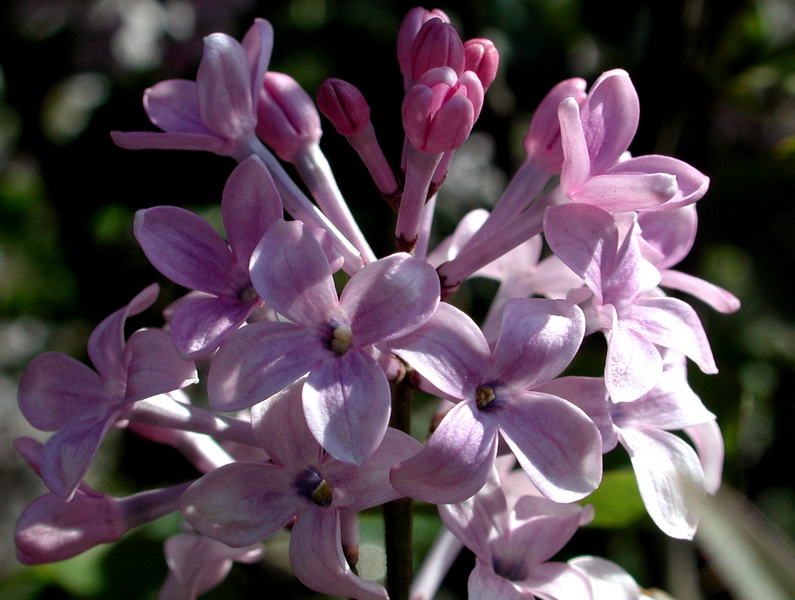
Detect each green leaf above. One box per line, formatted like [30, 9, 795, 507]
[582, 468, 646, 528]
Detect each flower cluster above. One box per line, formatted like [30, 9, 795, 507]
[14, 7, 739, 600]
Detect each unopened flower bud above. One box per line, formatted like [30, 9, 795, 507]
[256, 71, 322, 162]
[464, 38, 500, 91]
[316, 78, 371, 136]
[410, 18, 465, 82]
[397, 7, 451, 79]
[402, 67, 483, 154]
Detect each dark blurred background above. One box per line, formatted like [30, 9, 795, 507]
[1, 0, 794, 599]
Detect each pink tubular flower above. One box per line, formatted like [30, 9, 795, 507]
[317, 78, 371, 137]
[558, 69, 709, 212]
[111, 19, 273, 160]
[134, 156, 283, 359]
[256, 71, 322, 162]
[463, 38, 500, 91]
[397, 7, 452, 85]
[439, 462, 595, 599]
[180, 382, 421, 600]
[158, 532, 264, 600]
[544, 202, 717, 402]
[389, 298, 602, 504]
[409, 18, 465, 83]
[207, 219, 439, 464]
[17, 285, 198, 499]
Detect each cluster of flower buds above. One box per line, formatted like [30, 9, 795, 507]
[15, 6, 739, 600]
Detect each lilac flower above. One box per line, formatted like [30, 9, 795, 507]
[17, 285, 198, 499]
[180, 381, 422, 600]
[558, 69, 709, 212]
[111, 19, 273, 161]
[439, 462, 595, 599]
[207, 218, 439, 463]
[158, 531, 264, 600]
[637, 205, 741, 313]
[544, 202, 717, 402]
[568, 556, 643, 600]
[389, 298, 602, 504]
[540, 351, 723, 538]
[13, 438, 189, 564]
[134, 156, 282, 359]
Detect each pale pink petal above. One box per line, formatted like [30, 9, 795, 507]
[390, 401, 499, 504]
[110, 130, 227, 153]
[602, 220, 661, 303]
[18, 352, 110, 431]
[250, 381, 322, 469]
[324, 428, 422, 510]
[41, 415, 119, 499]
[580, 69, 639, 174]
[390, 302, 489, 400]
[501, 511, 584, 568]
[222, 156, 283, 266]
[303, 349, 391, 464]
[558, 97, 591, 193]
[573, 172, 676, 212]
[626, 297, 717, 374]
[143, 79, 208, 134]
[207, 321, 327, 412]
[685, 420, 724, 494]
[605, 319, 663, 403]
[490, 298, 585, 390]
[524, 561, 593, 600]
[181, 462, 299, 546]
[536, 376, 618, 452]
[88, 284, 159, 381]
[241, 19, 274, 101]
[134, 207, 237, 296]
[249, 220, 340, 324]
[124, 328, 198, 402]
[497, 390, 602, 502]
[342, 253, 439, 346]
[659, 270, 741, 314]
[568, 556, 640, 600]
[618, 426, 705, 539]
[468, 560, 526, 600]
[612, 154, 709, 210]
[289, 509, 388, 600]
[543, 203, 616, 301]
[637, 205, 697, 269]
[196, 34, 255, 141]
[169, 295, 257, 359]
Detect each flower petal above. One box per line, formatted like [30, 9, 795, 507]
[390, 401, 498, 504]
[342, 253, 439, 346]
[573, 172, 676, 212]
[110, 130, 227, 153]
[491, 298, 585, 390]
[181, 462, 299, 547]
[468, 560, 526, 600]
[143, 79, 208, 134]
[626, 296, 717, 374]
[619, 426, 705, 539]
[289, 509, 388, 600]
[524, 561, 593, 600]
[134, 206, 237, 296]
[569, 556, 640, 600]
[169, 295, 257, 360]
[124, 328, 198, 402]
[207, 321, 326, 412]
[390, 302, 489, 400]
[222, 155, 283, 266]
[497, 391, 602, 502]
[303, 349, 391, 464]
[18, 352, 109, 431]
[605, 319, 663, 403]
[249, 219, 340, 324]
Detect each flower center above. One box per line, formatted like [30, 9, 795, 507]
[475, 385, 496, 408]
[330, 324, 353, 355]
[311, 479, 333, 506]
[238, 285, 259, 303]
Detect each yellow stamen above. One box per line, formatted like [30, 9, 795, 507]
[311, 479, 333, 506]
[331, 324, 353, 355]
[476, 385, 496, 408]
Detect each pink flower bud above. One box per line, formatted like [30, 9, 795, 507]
[402, 67, 483, 153]
[397, 7, 451, 78]
[256, 71, 322, 162]
[464, 38, 500, 90]
[523, 77, 587, 172]
[15, 491, 127, 565]
[410, 18, 465, 82]
[316, 78, 371, 136]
